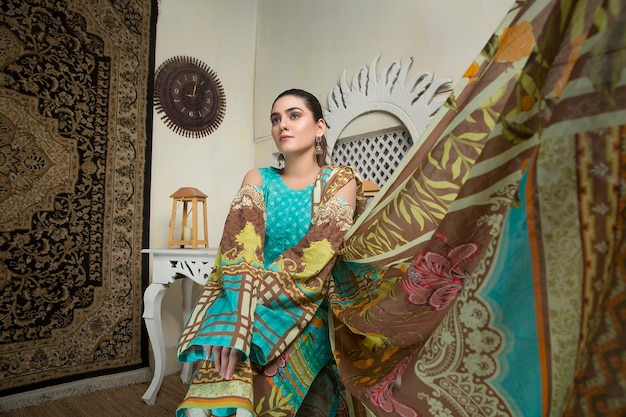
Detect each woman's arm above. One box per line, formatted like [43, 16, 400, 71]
[202, 168, 262, 380]
[334, 178, 357, 210]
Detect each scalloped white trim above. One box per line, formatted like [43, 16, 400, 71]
[324, 53, 452, 153]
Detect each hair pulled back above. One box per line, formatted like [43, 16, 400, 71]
[273, 89, 330, 167]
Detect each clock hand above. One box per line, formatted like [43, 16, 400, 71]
[185, 82, 198, 98]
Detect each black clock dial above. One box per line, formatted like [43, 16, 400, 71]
[154, 56, 226, 138]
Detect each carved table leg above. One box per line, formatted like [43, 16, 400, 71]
[142, 282, 168, 405]
[180, 278, 195, 384]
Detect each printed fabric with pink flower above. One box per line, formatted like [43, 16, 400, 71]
[403, 235, 481, 311]
[263, 350, 290, 380]
[366, 351, 420, 417]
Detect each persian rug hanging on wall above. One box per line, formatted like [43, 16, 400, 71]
[0, 0, 155, 399]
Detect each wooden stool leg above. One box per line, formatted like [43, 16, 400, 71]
[168, 199, 178, 249]
[181, 200, 189, 247]
[202, 199, 209, 247]
[191, 199, 198, 248]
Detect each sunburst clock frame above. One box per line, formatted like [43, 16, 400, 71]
[154, 56, 226, 138]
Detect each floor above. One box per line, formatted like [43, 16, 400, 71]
[2, 373, 188, 417]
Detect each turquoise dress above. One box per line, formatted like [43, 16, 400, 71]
[261, 167, 314, 266]
[257, 167, 339, 414]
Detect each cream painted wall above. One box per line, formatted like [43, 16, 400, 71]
[253, 0, 515, 166]
[149, 0, 257, 373]
[149, 0, 515, 376]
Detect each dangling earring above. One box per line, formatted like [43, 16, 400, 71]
[315, 136, 323, 156]
[277, 153, 285, 168]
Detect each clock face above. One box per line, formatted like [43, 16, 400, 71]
[154, 56, 226, 138]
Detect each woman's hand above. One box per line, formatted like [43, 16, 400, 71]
[205, 345, 243, 379]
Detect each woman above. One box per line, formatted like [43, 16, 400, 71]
[176, 89, 365, 416]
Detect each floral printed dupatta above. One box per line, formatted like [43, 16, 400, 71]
[328, 0, 626, 416]
[177, 166, 365, 416]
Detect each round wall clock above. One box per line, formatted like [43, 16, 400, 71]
[154, 56, 226, 138]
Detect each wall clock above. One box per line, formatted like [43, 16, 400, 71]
[154, 56, 226, 138]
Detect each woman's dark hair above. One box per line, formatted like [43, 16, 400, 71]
[273, 88, 330, 166]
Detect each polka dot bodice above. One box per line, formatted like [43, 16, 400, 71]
[259, 167, 314, 266]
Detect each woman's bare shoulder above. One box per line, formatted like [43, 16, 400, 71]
[241, 168, 263, 187]
[335, 177, 357, 209]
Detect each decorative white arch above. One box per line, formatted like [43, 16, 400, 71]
[323, 53, 453, 153]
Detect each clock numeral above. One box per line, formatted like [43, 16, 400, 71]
[188, 111, 194, 117]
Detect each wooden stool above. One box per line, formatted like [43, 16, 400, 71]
[168, 187, 209, 249]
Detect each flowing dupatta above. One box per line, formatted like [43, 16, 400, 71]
[329, 0, 626, 416]
[177, 166, 365, 416]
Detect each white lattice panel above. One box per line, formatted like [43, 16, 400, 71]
[331, 128, 413, 187]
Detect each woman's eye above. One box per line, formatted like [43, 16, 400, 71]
[290, 113, 301, 120]
[271, 116, 279, 124]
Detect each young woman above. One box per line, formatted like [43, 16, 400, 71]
[176, 89, 365, 416]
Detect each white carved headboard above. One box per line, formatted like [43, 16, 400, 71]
[323, 54, 452, 187]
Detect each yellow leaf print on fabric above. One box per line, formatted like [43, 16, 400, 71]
[494, 21, 535, 63]
[256, 386, 293, 417]
[502, 118, 536, 144]
[300, 238, 334, 276]
[362, 333, 389, 350]
[232, 221, 263, 264]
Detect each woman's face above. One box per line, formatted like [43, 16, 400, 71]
[270, 95, 324, 157]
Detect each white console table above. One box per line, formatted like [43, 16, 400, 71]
[141, 248, 218, 405]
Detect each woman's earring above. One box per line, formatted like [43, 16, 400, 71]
[277, 153, 285, 168]
[314, 137, 323, 156]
